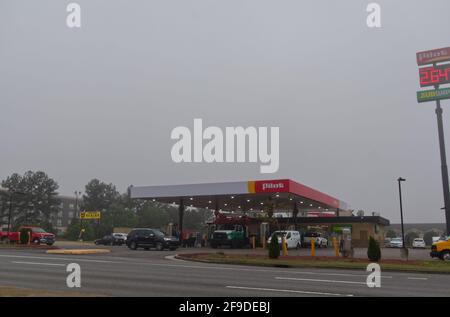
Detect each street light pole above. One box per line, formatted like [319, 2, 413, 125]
[397, 177, 406, 249]
[435, 99, 450, 235]
[7, 193, 14, 237]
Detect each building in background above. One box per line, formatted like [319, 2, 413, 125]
[51, 195, 82, 233]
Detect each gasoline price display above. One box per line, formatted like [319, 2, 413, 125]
[419, 64, 450, 87]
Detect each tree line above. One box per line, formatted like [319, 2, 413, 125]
[0, 171, 212, 240]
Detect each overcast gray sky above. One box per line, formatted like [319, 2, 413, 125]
[1, 0, 450, 223]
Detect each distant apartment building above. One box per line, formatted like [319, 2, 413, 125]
[51, 195, 82, 233]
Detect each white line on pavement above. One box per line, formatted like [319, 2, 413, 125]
[12, 261, 65, 267]
[407, 277, 428, 280]
[275, 276, 367, 285]
[287, 270, 392, 279]
[226, 286, 354, 297]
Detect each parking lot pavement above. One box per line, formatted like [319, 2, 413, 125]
[53, 241, 432, 261]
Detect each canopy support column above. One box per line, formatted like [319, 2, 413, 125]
[179, 198, 185, 239]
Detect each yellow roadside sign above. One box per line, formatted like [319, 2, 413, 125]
[80, 211, 101, 219]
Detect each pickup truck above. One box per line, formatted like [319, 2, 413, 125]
[0, 226, 55, 245]
[303, 232, 328, 248]
[430, 236, 450, 260]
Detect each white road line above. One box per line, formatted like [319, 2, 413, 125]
[407, 277, 428, 280]
[226, 286, 354, 297]
[12, 261, 65, 267]
[287, 271, 392, 279]
[275, 276, 367, 285]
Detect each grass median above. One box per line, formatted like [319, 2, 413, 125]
[176, 252, 450, 274]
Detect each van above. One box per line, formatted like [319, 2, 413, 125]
[267, 230, 301, 249]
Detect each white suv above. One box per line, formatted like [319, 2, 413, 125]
[303, 232, 328, 248]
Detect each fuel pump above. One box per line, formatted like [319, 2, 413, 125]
[260, 222, 269, 248]
[340, 227, 353, 257]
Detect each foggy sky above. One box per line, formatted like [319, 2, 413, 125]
[1, 0, 450, 223]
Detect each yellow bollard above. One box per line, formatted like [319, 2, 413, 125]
[281, 236, 288, 256]
[311, 237, 315, 257]
[252, 236, 256, 249]
[262, 237, 266, 249]
[28, 231, 31, 245]
[332, 237, 339, 257]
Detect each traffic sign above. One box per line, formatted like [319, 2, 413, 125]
[80, 211, 101, 219]
[419, 63, 450, 87]
[417, 87, 450, 103]
[417, 47, 450, 66]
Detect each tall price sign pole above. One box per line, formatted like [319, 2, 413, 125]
[417, 47, 450, 234]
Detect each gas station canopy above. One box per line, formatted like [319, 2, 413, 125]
[130, 179, 349, 213]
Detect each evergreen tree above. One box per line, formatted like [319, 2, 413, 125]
[367, 236, 381, 262]
[268, 233, 280, 259]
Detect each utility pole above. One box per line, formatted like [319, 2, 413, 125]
[434, 97, 450, 234]
[397, 177, 406, 247]
[416, 49, 450, 235]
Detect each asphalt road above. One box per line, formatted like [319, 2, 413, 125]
[0, 246, 449, 297]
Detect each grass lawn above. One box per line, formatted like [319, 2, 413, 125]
[177, 252, 450, 274]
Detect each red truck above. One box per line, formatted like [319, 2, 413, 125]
[0, 226, 55, 245]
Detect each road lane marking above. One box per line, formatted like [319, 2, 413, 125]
[226, 286, 354, 297]
[286, 271, 392, 279]
[275, 276, 367, 285]
[407, 277, 428, 280]
[12, 261, 65, 267]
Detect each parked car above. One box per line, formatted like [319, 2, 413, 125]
[0, 226, 55, 245]
[267, 231, 301, 249]
[126, 228, 180, 251]
[412, 238, 426, 249]
[388, 237, 404, 248]
[94, 234, 124, 246]
[112, 233, 128, 241]
[384, 238, 392, 247]
[303, 232, 328, 248]
[433, 236, 446, 243]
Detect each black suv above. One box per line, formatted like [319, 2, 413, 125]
[126, 228, 179, 251]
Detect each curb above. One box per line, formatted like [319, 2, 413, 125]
[175, 254, 450, 275]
